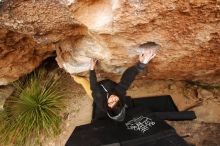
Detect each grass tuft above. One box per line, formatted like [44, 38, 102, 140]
[0, 69, 65, 146]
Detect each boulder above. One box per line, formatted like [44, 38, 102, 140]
[0, 0, 219, 85]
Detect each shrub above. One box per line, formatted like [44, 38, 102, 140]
[0, 69, 65, 146]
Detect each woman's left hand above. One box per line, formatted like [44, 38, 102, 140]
[90, 58, 98, 70]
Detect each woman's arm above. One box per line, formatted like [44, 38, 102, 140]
[115, 49, 156, 96]
[114, 62, 146, 96]
[89, 58, 99, 91]
[89, 59, 107, 112]
[89, 70, 99, 91]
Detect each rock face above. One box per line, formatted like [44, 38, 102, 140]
[0, 0, 86, 85]
[0, 29, 53, 85]
[0, 0, 220, 85]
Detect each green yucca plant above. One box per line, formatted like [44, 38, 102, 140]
[0, 69, 65, 146]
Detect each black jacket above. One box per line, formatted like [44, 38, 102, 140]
[89, 62, 146, 117]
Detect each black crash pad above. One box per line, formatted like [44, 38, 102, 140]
[65, 95, 195, 146]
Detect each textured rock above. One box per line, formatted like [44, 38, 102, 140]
[0, 29, 53, 85]
[192, 87, 220, 123]
[0, 0, 220, 84]
[56, 35, 110, 74]
[197, 88, 214, 99]
[67, 0, 220, 83]
[168, 121, 220, 146]
[0, 0, 86, 85]
[193, 101, 220, 123]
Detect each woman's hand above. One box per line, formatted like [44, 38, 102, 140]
[90, 58, 98, 70]
[139, 49, 156, 64]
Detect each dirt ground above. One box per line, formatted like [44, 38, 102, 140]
[42, 68, 220, 146]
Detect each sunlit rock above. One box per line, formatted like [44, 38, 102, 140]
[0, 0, 219, 84]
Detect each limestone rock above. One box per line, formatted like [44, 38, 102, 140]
[168, 121, 220, 146]
[192, 101, 220, 123]
[0, 0, 219, 84]
[56, 35, 110, 74]
[68, 0, 220, 83]
[197, 88, 214, 100]
[0, 0, 86, 85]
[0, 30, 54, 85]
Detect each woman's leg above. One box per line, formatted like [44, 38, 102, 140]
[71, 75, 93, 99]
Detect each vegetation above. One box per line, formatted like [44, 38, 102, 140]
[0, 69, 65, 146]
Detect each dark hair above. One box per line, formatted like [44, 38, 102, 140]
[107, 91, 124, 116]
[107, 100, 123, 117]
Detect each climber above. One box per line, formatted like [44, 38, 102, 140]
[90, 46, 157, 122]
[66, 44, 196, 146]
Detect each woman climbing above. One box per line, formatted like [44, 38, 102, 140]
[67, 44, 195, 146]
[89, 47, 157, 122]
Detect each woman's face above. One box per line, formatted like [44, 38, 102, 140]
[108, 94, 119, 108]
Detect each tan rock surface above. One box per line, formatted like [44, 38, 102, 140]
[0, 29, 54, 85]
[0, 0, 220, 85]
[68, 0, 220, 84]
[0, 0, 86, 85]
